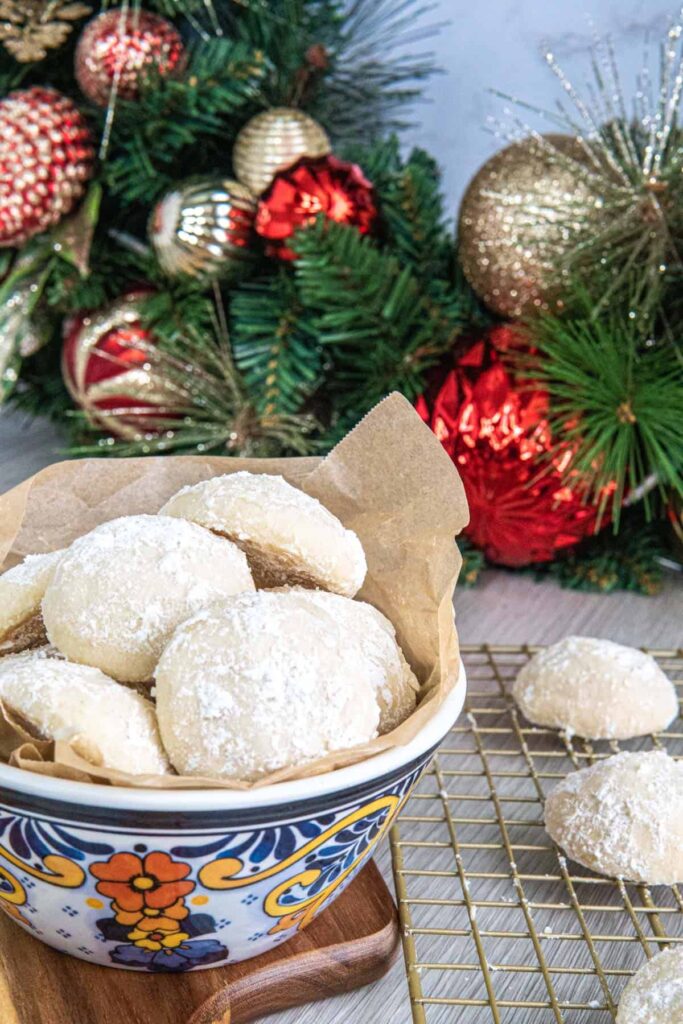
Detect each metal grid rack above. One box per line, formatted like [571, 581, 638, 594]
[390, 644, 683, 1023]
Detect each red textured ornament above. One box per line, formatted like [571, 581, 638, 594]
[0, 87, 94, 248]
[417, 326, 604, 567]
[62, 293, 181, 440]
[255, 154, 377, 259]
[75, 8, 186, 108]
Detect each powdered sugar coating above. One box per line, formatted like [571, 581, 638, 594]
[155, 590, 381, 782]
[160, 472, 367, 597]
[42, 515, 254, 683]
[0, 650, 169, 775]
[278, 587, 419, 732]
[544, 751, 683, 884]
[514, 637, 679, 740]
[617, 947, 683, 1023]
[0, 549, 65, 643]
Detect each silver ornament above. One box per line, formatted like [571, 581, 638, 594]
[233, 107, 331, 196]
[149, 177, 257, 280]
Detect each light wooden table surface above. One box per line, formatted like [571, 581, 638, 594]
[2, 408, 682, 1024]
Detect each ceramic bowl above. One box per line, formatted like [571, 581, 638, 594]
[0, 666, 465, 972]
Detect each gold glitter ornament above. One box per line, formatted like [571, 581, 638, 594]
[458, 134, 601, 318]
[0, 1, 91, 63]
[233, 107, 331, 197]
[149, 177, 257, 280]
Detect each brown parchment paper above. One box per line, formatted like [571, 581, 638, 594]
[0, 393, 469, 789]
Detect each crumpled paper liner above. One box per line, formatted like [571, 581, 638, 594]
[0, 393, 469, 790]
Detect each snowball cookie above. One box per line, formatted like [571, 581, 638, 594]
[617, 947, 683, 1024]
[155, 590, 381, 781]
[0, 651, 169, 774]
[160, 471, 367, 597]
[513, 637, 678, 740]
[544, 751, 683, 884]
[277, 587, 419, 732]
[42, 515, 254, 683]
[0, 550, 64, 653]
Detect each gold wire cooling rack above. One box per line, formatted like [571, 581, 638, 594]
[389, 643, 683, 1024]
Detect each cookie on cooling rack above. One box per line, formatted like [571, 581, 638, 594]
[616, 946, 683, 1023]
[513, 636, 678, 740]
[544, 750, 683, 885]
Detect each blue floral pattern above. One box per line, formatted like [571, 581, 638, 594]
[0, 757, 430, 970]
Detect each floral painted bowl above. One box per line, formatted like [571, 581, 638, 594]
[0, 665, 465, 972]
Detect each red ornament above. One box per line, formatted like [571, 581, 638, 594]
[417, 326, 605, 567]
[62, 292, 181, 440]
[255, 154, 377, 259]
[0, 87, 95, 248]
[75, 8, 186, 108]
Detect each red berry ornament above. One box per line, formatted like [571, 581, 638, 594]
[255, 154, 377, 259]
[75, 8, 186, 108]
[417, 326, 607, 567]
[0, 87, 94, 248]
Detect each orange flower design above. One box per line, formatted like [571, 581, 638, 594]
[91, 852, 194, 912]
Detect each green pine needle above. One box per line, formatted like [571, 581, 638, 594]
[348, 136, 452, 279]
[231, 272, 323, 416]
[530, 516, 666, 595]
[291, 218, 467, 413]
[526, 303, 683, 527]
[102, 38, 268, 204]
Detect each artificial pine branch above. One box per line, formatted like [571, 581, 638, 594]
[231, 272, 323, 416]
[524, 297, 683, 526]
[307, 0, 440, 145]
[292, 218, 468, 418]
[529, 516, 666, 596]
[66, 308, 318, 458]
[101, 38, 268, 204]
[457, 536, 486, 588]
[224, 0, 437, 141]
[349, 137, 452, 279]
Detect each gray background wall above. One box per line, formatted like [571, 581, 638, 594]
[403, 0, 673, 217]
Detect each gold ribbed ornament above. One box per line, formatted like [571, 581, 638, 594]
[232, 107, 331, 196]
[149, 177, 257, 280]
[458, 134, 600, 318]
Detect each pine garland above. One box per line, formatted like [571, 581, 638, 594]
[231, 272, 323, 416]
[523, 294, 683, 526]
[290, 220, 463, 443]
[1, 1, 682, 593]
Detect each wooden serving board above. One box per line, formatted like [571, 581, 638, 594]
[0, 860, 398, 1024]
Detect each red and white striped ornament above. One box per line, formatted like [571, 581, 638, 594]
[0, 87, 95, 248]
[62, 292, 182, 440]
